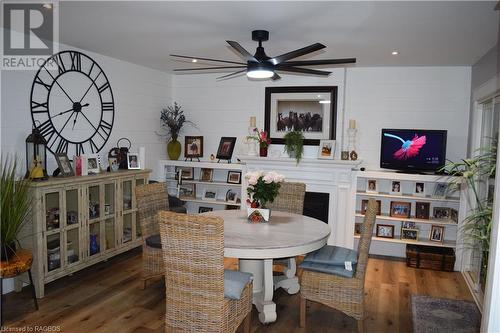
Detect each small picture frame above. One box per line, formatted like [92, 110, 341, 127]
[225, 189, 238, 203]
[390, 201, 411, 218]
[216, 137, 237, 162]
[55, 153, 74, 177]
[361, 199, 381, 215]
[430, 225, 445, 243]
[354, 223, 363, 235]
[127, 152, 141, 170]
[86, 154, 100, 174]
[390, 181, 402, 195]
[318, 140, 336, 159]
[185, 136, 203, 159]
[108, 157, 119, 172]
[401, 228, 419, 241]
[401, 221, 416, 229]
[376, 224, 395, 239]
[414, 182, 425, 197]
[433, 183, 448, 199]
[227, 171, 242, 184]
[203, 189, 218, 201]
[450, 208, 458, 223]
[198, 206, 213, 213]
[179, 184, 196, 198]
[176, 167, 194, 180]
[200, 168, 214, 182]
[366, 179, 378, 193]
[415, 202, 430, 220]
[433, 207, 452, 220]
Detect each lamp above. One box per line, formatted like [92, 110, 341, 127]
[247, 62, 274, 79]
[25, 128, 48, 180]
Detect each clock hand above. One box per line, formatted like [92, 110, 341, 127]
[59, 111, 76, 134]
[72, 112, 79, 130]
[44, 68, 75, 104]
[52, 103, 89, 118]
[78, 71, 102, 103]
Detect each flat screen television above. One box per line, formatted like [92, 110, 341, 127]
[380, 129, 447, 172]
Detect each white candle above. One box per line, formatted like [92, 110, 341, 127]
[349, 119, 356, 129]
[250, 116, 256, 127]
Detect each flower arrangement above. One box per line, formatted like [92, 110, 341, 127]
[248, 128, 271, 148]
[245, 170, 285, 208]
[159, 102, 194, 141]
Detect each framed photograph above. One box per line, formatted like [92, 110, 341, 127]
[185, 136, 203, 158]
[318, 140, 336, 159]
[179, 184, 196, 198]
[366, 179, 378, 193]
[227, 171, 242, 184]
[415, 202, 430, 219]
[376, 224, 395, 239]
[216, 137, 237, 161]
[176, 167, 194, 180]
[450, 208, 458, 223]
[127, 152, 140, 170]
[401, 228, 419, 241]
[264, 86, 338, 145]
[414, 182, 425, 197]
[401, 221, 416, 229]
[225, 189, 238, 203]
[108, 157, 119, 172]
[202, 189, 218, 201]
[433, 207, 452, 220]
[198, 206, 213, 213]
[433, 183, 448, 199]
[390, 181, 402, 195]
[354, 223, 363, 236]
[390, 201, 411, 218]
[86, 154, 100, 174]
[55, 153, 74, 177]
[361, 199, 381, 215]
[430, 225, 445, 243]
[200, 168, 214, 182]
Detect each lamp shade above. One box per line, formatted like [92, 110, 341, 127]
[247, 62, 274, 79]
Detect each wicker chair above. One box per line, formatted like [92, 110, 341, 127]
[266, 182, 306, 214]
[299, 198, 378, 333]
[158, 211, 252, 333]
[135, 182, 169, 289]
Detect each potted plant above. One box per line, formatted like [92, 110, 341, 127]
[248, 128, 271, 157]
[283, 130, 304, 164]
[245, 171, 284, 222]
[159, 102, 195, 160]
[1, 157, 31, 261]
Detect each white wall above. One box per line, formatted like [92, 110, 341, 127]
[173, 67, 471, 170]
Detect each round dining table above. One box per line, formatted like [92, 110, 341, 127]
[205, 209, 331, 324]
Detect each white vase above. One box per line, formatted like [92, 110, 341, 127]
[247, 207, 271, 222]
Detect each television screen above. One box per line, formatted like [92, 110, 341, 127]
[380, 129, 447, 172]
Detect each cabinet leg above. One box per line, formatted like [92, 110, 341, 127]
[28, 270, 38, 311]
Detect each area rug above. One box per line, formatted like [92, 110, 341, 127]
[411, 295, 480, 333]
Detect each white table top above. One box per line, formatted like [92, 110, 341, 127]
[205, 210, 331, 259]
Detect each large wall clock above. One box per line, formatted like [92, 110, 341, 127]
[30, 50, 114, 156]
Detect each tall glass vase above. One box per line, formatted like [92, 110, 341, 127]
[167, 135, 182, 160]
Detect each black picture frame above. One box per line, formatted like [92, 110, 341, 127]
[227, 171, 242, 184]
[55, 153, 74, 177]
[184, 136, 203, 159]
[264, 86, 338, 146]
[216, 137, 237, 161]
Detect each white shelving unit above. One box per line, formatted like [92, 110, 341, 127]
[355, 170, 467, 271]
[158, 160, 244, 213]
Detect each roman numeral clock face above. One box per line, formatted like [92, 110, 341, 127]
[30, 50, 114, 156]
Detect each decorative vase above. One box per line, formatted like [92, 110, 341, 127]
[89, 234, 100, 256]
[260, 146, 268, 157]
[1, 241, 16, 261]
[247, 207, 271, 223]
[167, 137, 182, 160]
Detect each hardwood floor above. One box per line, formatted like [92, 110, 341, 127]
[3, 248, 473, 333]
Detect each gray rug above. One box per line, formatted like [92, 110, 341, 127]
[411, 295, 480, 333]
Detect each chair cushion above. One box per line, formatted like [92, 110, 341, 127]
[224, 270, 253, 300]
[303, 245, 358, 267]
[300, 261, 355, 278]
[145, 234, 162, 249]
[169, 206, 187, 214]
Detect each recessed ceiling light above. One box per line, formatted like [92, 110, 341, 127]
[192, 59, 197, 63]
[391, 51, 399, 56]
[42, 3, 52, 9]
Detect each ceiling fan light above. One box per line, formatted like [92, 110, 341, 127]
[247, 69, 274, 79]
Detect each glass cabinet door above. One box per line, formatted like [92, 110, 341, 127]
[65, 188, 81, 266]
[122, 179, 133, 212]
[105, 217, 116, 250]
[104, 182, 115, 218]
[46, 233, 62, 273]
[88, 184, 101, 221]
[122, 212, 132, 244]
[44, 191, 61, 232]
[89, 221, 101, 256]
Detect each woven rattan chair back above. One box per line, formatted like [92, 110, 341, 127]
[355, 198, 377, 280]
[266, 182, 306, 214]
[158, 211, 226, 332]
[136, 183, 169, 239]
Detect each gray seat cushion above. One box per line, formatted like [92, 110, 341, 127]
[224, 270, 253, 300]
[299, 261, 355, 278]
[170, 206, 187, 214]
[145, 234, 161, 249]
[303, 245, 358, 266]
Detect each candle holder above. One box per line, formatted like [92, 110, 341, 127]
[348, 128, 358, 161]
[247, 126, 258, 156]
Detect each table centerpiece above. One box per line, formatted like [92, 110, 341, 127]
[245, 170, 284, 222]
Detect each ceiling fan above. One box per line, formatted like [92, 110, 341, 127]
[170, 30, 356, 80]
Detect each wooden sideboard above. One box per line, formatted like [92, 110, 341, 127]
[17, 169, 151, 298]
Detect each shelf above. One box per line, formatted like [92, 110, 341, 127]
[354, 213, 458, 226]
[179, 197, 241, 206]
[354, 234, 456, 248]
[356, 191, 460, 203]
[356, 170, 460, 183]
[159, 160, 244, 171]
[182, 180, 242, 187]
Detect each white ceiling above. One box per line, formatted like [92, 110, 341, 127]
[59, 1, 499, 73]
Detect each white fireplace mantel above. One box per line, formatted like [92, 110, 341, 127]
[240, 156, 361, 249]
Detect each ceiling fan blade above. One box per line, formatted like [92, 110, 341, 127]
[173, 66, 246, 71]
[271, 73, 281, 81]
[170, 54, 245, 65]
[270, 43, 326, 65]
[281, 58, 357, 67]
[276, 66, 331, 76]
[226, 41, 257, 62]
[216, 69, 247, 80]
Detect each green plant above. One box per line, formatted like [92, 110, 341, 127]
[283, 130, 304, 164]
[1, 156, 31, 252]
[245, 171, 284, 208]
[159, 102, 195, 141]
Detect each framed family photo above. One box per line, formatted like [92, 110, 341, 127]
[216, 137, 237, 161]
[361, 199, 381, 215]
[430, 225, 445, 243]
[200, 168, 214, 182]
[366, 179, 378, 193]
[55, 153, 74, 177]
[376, 224, 394, 239]
[318, 140, 336, 159]
[176, 167, 194, 180]
[198, 206, 213, 213]
[390, 181, 402, 195]
[264, 86, 337, 145]
[127, 152, 141, 170]
[227, 171, 242, 184]
[185, 136, 203, 159]
[414, 182, 425, 197]
[390, 201, 411, 218]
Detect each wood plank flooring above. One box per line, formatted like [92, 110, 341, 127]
[3, 248, 474, 333]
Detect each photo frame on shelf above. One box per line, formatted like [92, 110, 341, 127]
[390, 181, 402, 195]
[430, 225, 445, 243]
[414, 182, 425, 197]
[176, 167, 194, 180]
[216, 137, 237, 162]
[55, 153, 74, 177]
[390, 201, 411, 218]
[432, 183, 448, 199]
[227, 171, 242, 184]
[318, 140, 336, 159]
[84, 154, 100, 174]
[361, 199, 381, 215]
[354, 223, 363, 235]
[185, 136, 203, 160]
[401, 221, 416, 229]
[401, 228, 419, 241]
[225, 189, 238, 203]
[179, 184, 196, 198]
[200, 168, 214, 182]
[433, 207, 452, 220]
[203, 189, 218, 201]
[264, 86, 337, 145]
[127, 152, 141, 170]
[450, 208, 458, 223]
[198, 206, 213, 213]
[415, 202, 430, 219]
[376, 224, 395, 239]
[366, 179, 378, 193]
